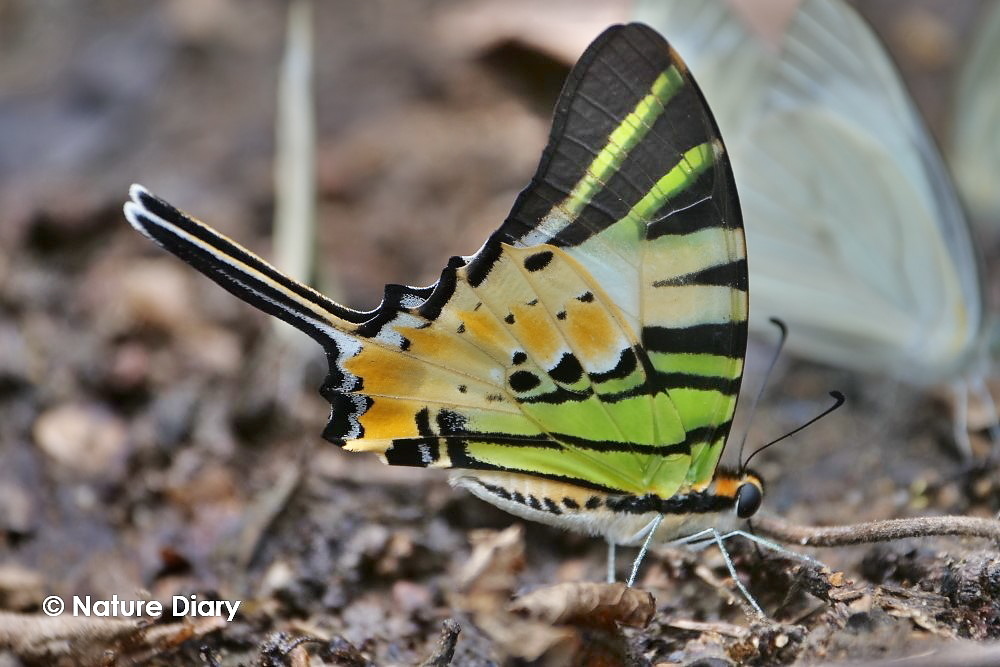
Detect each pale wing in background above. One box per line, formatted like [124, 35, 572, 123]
[629, 1, 777, 142]
[636, 0, 988, 388]
[951, 1, 1000, 232]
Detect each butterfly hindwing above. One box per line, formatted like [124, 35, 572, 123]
[124, 23, 746, 500]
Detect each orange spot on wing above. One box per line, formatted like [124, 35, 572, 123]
[461, 310, 512, 354]
[510, 304, 561, 361]
[566, 301, 618, 362]
[401, 325, 499, 379]
[401, 327, 450, 360]
[343, 346, 426, 395]
[356, 398, 421, 439]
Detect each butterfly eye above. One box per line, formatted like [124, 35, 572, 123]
[735, 483, 762, 519]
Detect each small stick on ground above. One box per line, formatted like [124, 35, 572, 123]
[753, 514, 1000, 547]
[420, 619, 461, 667]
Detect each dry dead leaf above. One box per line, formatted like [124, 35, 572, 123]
[0, 611, 221, 664]
[0, 564, 45, 611]
[455, 524, 525, 600]
[32, 402, 128, 477]
[508, 581, 654, 630]
[0, 611, 142, 662]
[452, 527, 652, 664]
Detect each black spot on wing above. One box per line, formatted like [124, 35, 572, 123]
[524, 250, 554, 272]
[549, 352, 584, 384]
[509, 370, 542, 392]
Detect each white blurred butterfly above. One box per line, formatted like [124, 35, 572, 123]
[952, 2, 1000, 234]
[634, 0, 998, 455]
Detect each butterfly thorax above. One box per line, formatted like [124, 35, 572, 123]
[451, 467, 762, 546]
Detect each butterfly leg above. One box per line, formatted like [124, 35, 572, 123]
[607, 540, 617, 583]
[709, 529, 765, 616]
[716, 530, 824, 568]
[626, 514, 664, 587]
[683, 528, 824, 568]
[668, 528, 767, 616]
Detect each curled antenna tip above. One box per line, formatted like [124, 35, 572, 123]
[768, 317, 788, 336]
[741, 388, 846, 471]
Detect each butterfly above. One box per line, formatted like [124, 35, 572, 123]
[635, 0, 995, 453]
[952, 2, 1000, 235]
[124, 23, 770, 596]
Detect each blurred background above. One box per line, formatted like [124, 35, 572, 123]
[1, 1, 998, 664]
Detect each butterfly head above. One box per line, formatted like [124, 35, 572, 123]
[712, 468, 764, 520]
[735, 472, 764, 519]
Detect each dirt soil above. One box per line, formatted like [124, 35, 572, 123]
[2, 1, 999, 665]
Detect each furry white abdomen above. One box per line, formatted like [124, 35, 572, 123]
[451, 471, 741, 546]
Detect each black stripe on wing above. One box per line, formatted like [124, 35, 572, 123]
[494, 23, 731, 248]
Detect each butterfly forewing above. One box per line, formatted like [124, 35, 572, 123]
[124, 23, 746, 501]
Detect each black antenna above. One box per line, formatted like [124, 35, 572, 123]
[736, 318, 789, 467]
[741, 391, 845, 471]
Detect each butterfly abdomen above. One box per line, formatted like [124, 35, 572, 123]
[454, 470, 749, 545]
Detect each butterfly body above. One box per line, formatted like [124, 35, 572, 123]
[124, 23, 757, 549]
[454, 468, 757, 546]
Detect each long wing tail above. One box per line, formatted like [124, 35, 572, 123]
[123, 184, 350, 346]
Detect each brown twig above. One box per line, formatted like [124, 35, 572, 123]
[753, 513, 1000, 547]
[420, 618, 461, 667]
